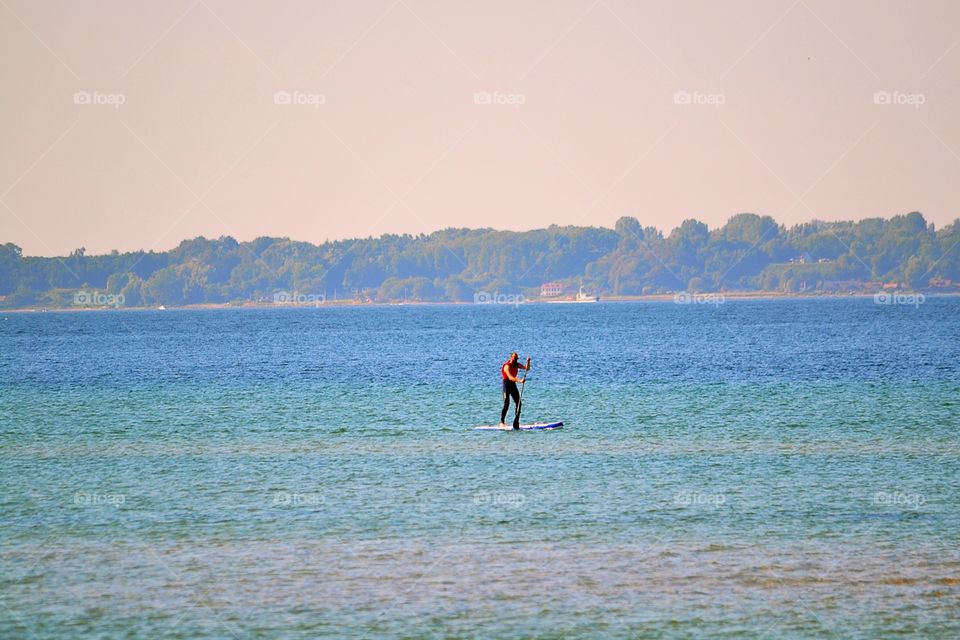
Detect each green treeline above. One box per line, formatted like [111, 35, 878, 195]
[1, 211, 958, 307]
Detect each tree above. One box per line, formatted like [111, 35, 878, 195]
[0, 212, 952, 306]
[904, 256, 928, 290]
[614, 216, 643, 240]
[142, 266, 187, 305]
[0, 243, 22, 295]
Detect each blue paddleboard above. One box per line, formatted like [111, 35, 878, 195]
[474, 421, 563, 431]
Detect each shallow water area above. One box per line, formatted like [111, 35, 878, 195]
[2, 299, 959, 638]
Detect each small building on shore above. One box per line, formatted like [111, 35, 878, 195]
[540, 282, 564, 297]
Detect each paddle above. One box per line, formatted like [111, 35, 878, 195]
[512, 356, 531, 429]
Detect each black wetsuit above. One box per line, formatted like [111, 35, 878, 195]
[501, 378, 520, 424]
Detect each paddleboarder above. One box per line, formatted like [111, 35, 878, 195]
[500, 352, 530, 428]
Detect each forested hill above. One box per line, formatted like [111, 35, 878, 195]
[1, 212, 958, 307]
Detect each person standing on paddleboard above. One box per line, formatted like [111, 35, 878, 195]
[500, 352, 530, 426]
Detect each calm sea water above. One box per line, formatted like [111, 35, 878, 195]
[2, 299, 959, 639]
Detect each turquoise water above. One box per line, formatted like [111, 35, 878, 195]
[2, 299, 959, 638]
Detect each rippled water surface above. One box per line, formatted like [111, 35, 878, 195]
[2, 299, 959, 638]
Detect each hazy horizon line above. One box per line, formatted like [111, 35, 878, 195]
[7, 209, 953, 258]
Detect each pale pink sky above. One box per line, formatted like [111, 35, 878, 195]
[1, 0, 958, 256]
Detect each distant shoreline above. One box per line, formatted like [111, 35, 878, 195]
[3, 290, 956, 313]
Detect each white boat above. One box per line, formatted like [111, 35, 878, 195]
[576, 284, 599, 302]
[546, 283, 599, 303]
